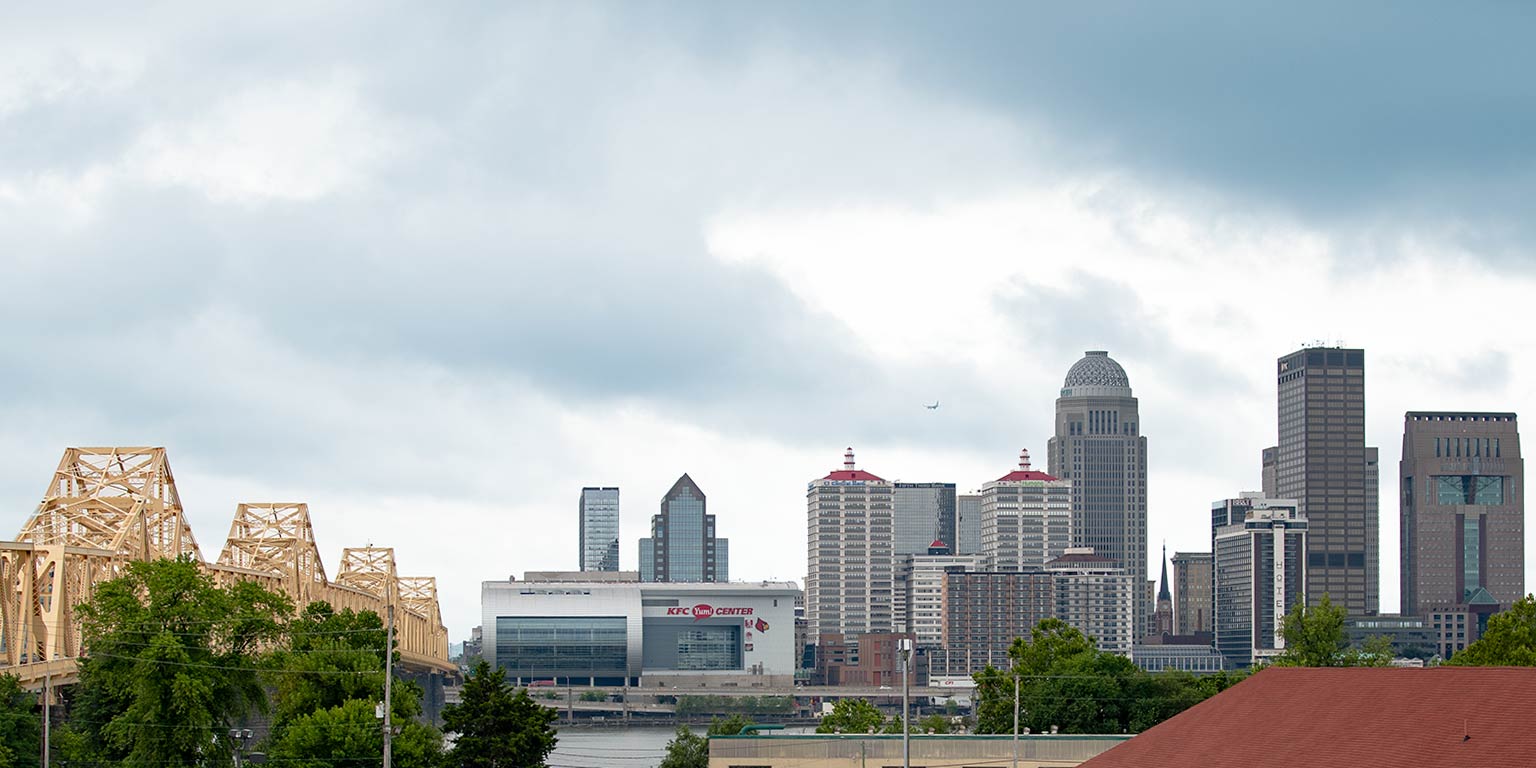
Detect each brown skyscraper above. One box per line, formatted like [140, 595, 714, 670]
[1273, 347, 1379, 615]
[1171, 551, 1213, 635]
[1400, 412, 1523, 651]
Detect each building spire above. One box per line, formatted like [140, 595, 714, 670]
[1157, 541, 1171, 602]
[844, 447, 856, 470]
[1019, 448, 1032, 471]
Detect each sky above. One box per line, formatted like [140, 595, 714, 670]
[2, 2, 1534, 638]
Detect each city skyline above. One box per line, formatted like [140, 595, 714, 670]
[3, 4, 1535, 641]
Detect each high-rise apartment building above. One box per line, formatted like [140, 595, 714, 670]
[1272, 346, 1379, 615]
[1400, 412, 1523, 649]
[1048, 351, 1149, 633]
[1171, 551, 1213, 635]
[956, 494, 982, 555]
[1046, 548, 1135, 657]
[806, 449, 895, 640]
[1212, 494, 1307, 668]
[898, 541, 979, 650]
[938, 571, 1055, 675]
[980, 450, 1072, 572]
[579, 487, 620, 572]
[638, 474, 727, 583]
[893, 482, 957, 558]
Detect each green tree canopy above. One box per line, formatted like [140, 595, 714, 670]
[266, 601, 391, 731]
[706, 713, 754, 736]
[442, 660, 558, 768]
[1447, 594, 1536, 666]
[1271, 593, 1391, 667]
[973, 618, 1248, 735]
[816, 697, 887, 734]
[265, 697, 440, 768]
[658, 725, 708, 768]
[0, 675, 39, 768]
[65, 557, 291, 768]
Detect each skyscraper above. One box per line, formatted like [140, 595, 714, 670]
[1399, 412, 1523, 647]
[1171, 551, 1213, 635]
[1048, 350, 1149, 633]
[806, 448, 895, 640]
[980, 449, 1072, 572]
[893, 482, 957, 557]
[955, 494, 982, 555]
[638, 474, 727, 583]
[1212, 493, 1308, 668]
[1273, 346, 1379, 615]
[579, 487, 620, 572]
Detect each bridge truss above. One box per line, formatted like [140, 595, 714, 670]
[0, 447, 451, 688]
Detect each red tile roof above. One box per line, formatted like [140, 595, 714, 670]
[821, 470, 886, 482]
[994, 469, 1059, 482]
[1082, 667, 1536, 768]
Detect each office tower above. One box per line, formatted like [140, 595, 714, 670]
[1400, 412, 1523, 650]
[1046, 548, 1136, 657]
[980, 449, 1072, 571]
[893, 482, 958, 557]
[898, 541, 979, 650]
[1172, 551, 1214, 635]
[955, 494, 982, 555]
[1151, 544, 1173, 637]
[1048, 350, 1149, 633]
[579, 487, 620, 572]
[1273, 346, 1379, 615]
[1261, 447, 1279, 497]
[639, 474, 727, 583]
[806, 448, 895, 639]
[1212, 494, 1308, 668]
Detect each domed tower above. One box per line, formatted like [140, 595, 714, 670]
[1047, 351, 1151, 637]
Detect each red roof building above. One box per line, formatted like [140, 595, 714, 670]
[1082, 666, 1536, 768]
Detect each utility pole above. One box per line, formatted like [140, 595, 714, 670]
[41, 671, 49, 768]
[1012, 672, 1020, 768]
[384, 603, 394, 768]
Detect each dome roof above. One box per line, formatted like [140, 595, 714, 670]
[1061, 351, 1133, 397]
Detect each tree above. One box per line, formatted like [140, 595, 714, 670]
[816, 698, 887, 734]
[1268, 593, 1392, 667]
[658, 726, 708, 768]
[65, 557, 291, 768]
[0, 676, 39, 768]
[917, 714, 952, 734]
[1447, 594, 1536, 666]
[1271, 594, 1348, 667]
[264, 601, 441, 768]
[707, 713, 754, 736]
[442, 660, 558, 768]
[265, 698, 440, 768]
[267, 602, 389, 730]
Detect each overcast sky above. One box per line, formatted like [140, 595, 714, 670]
[3, 3, 1534, 637]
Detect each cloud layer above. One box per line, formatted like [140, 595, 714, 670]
[2, 3, 1533, 632]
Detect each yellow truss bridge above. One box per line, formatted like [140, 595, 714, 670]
[0, 447, 452, 689]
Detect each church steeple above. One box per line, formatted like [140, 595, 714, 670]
[1158, 541, 1171, 603]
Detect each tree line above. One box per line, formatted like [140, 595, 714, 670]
[0, 557, 559, 768]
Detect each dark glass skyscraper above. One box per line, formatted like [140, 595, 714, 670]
[1047, 350, 1148, 634]
[639, 474, 727, 583]
[1273, 347, 1379, 615]
[893, 482, 957, 555]
[1399, 412, 1523, 631]
[579, 486, 620, 572]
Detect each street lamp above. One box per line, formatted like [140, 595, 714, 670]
[228, 728, 253, 768]
[899, 638, 912, 768]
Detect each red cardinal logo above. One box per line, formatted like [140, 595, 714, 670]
[754, 618, 770, 633]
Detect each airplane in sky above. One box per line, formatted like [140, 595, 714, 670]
[924, 401, 940, 410]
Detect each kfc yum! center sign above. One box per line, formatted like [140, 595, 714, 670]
[667, 603, 754, 621]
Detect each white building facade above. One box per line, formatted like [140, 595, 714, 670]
[980, 450, 1073, 572]
[806, 449, 896, 641]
